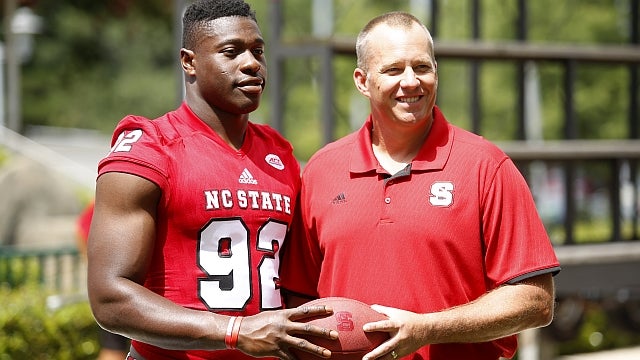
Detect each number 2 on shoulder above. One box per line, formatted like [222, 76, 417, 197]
[111, 129, 143, 153]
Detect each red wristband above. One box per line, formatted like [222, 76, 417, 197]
[225, 316, 237, 349]
[229, 316, 243, 349]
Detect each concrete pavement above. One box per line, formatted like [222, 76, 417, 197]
[557, 346, 640, 359]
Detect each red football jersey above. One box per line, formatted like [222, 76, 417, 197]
[281, 106, 560, 360]
[98, 103, 300, 360]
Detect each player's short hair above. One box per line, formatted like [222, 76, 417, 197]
[182, 0, 257, 49]
[355, 11, 434, 72]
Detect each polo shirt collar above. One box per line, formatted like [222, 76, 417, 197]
[349, 106, 453, 174]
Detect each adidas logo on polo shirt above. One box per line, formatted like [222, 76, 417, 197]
[331, 192, 347, 204]
[239, 168, 258, 184]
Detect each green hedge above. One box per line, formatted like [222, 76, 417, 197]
[0, 284, 100, 359]
[552, 303, 640, 356]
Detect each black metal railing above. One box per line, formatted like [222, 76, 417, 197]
[0, 245, 84, 293]
[499, 140, 640, 245]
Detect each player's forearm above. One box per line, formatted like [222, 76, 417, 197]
[89, 278, 227, 351]
[418, 275, 555, 344]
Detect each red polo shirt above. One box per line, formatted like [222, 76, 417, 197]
[281, 106, 560, 360]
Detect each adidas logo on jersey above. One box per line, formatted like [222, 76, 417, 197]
[238, 168, 258, 184]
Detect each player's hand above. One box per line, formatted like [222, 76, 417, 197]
[362, 304, 424, 360]
[236, 304, 338, 360]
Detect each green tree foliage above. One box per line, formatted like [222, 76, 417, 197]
[18, 0, 177, 133]
[256, 0, 634, 158]
[7, 0, 635, 156]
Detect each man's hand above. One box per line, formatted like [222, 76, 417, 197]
[362, 305, 425, 360]
[237, 304, 339, 360]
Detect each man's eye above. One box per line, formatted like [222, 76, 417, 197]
[415, 65, 432, 73]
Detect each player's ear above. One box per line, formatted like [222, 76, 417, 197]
[180, 48, 196, 76]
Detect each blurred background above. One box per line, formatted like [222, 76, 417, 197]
[0, 0, 639, 359]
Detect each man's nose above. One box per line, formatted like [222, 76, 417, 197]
[400, 67, 419, 87]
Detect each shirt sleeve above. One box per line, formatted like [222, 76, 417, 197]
[482, 157, 561, 287]
[279, 190, 322, 298]
[98, 115, 170, 190]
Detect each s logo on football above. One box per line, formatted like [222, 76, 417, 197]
[265, 154, 285, 170]
[429, 181, 454, 207]
[334, 311, 355, 331]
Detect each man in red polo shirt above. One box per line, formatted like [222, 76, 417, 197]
[281, 11, 560, 360]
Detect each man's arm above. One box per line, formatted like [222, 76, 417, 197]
[362, 273, 555, 360]
[88, 171, 227, 349]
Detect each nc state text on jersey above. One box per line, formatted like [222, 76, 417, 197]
[204, 189, 292, 215]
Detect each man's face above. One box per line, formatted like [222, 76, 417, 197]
[191, 16, 267, 115]
[354, 23, 438, 128]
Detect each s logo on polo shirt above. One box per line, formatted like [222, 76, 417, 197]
[429, 181, 454, 207]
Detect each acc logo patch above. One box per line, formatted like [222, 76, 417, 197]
[265, 154, 285, 170]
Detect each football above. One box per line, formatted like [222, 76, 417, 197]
[291, 297, 390, 360]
